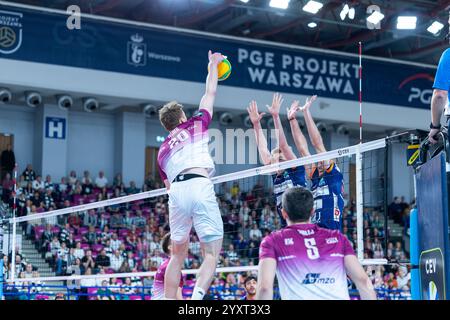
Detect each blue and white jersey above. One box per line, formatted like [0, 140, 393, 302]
[272, 166, 307, 215]
[310, 162, 344, 231]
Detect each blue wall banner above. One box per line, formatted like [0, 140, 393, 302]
[0, 4, 437, 109]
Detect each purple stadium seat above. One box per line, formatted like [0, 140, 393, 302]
[88, 288, 98, 300]
[119, 229, 129, 237]
[79, 227, 88, 236]
[130, 295, 142, 300]
[144, 295, 151, 300]
[51, 226, 61, 234]
[80, 243, 90, 250]
[35, 295, 49, 300]
[73, 235, 82, 242]
[92, 244, 103, 253]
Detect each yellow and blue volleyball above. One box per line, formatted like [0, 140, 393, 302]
[210, 57, 232, 81]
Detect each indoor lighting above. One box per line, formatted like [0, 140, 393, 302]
[302, 1, 323, 14]
[367, 11, 385, 25]
[269, 0, 290, 9]
[340, 4, 350, 21]
[308, 22, 318, 28]
[397, 16, 417, 30]
[427, 21, 444, 35]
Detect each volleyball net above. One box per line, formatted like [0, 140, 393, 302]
[2, 138, 389, 299]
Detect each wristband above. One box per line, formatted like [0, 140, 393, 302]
[430, 122, 441, 130]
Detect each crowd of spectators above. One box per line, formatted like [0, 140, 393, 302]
[0, 165, 412, 300]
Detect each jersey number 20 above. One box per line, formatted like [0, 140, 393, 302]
[305, 238, 320, 260]
[168, 130, 189, 150]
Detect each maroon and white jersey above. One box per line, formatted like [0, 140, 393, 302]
[259, 223, 355, 300]
[157, 109, 214, 183]
[151, 259, 183, 300]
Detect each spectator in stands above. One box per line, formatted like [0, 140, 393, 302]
[32, 175, 44, 191]
[24, 263, 33, 278]
[126, 251, 136, 270]
[110, 233, 122, 251]
[126, 181, 140, 194]
[388, 197, 404, 225]
[73, 242, 84, 260]
[43, 189, 55, 209]
[84, 209, 98, 227]
[97, 280, 115, 300]
[95, 250, 111, 269]
[68, 170, 77, 186]
[1, 144, 15, 179]
[249, 222, 262, 240]
[119, 260, 131, 273]
[84, 226, 98, 245]
[44, 175, 54, 191]
[233, 233, 248, 258]
[81, 250, 96, 272]
[95, 171, 108, 188]
[1, 172, 14, 203]
[110, 213, 122, 230]
[68, 213, 82, 233]
[22, 164, 36, 182]
[81, 170, 94, 195]
[56, 242, 69, 275]
[110, 250, 124, 272]
[79, 267, 96, 300]
[132, 210, 146, 228]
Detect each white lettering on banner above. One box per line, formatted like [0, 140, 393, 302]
[409, 88, 432, 104]
[240, 48, 358, 96]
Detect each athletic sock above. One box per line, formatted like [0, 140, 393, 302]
[191, 287, 205, 300]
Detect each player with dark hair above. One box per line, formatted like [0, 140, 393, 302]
[242, 275, 257, 300]
[257, 187, 376, 300]
[151, 232, 183, 300]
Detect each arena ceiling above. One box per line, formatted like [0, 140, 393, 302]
[4, 0, 450, 65]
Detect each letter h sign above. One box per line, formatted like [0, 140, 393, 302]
[45, 117, 66, 139]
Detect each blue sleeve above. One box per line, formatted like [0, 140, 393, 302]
[433, 49, 450, 91]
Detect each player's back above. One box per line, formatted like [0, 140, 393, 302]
[259, 223, 354, 300]
[157, 109, 215, 184]
[151, 259, 169, 300]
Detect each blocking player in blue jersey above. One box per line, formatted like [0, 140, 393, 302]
[288, 95, 344, 231]
[247, 93, 307, 225]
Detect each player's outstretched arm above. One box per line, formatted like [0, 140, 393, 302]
[256, 258, 276, 300]
[300, 95, 327, 154]
[287, 100, 311, 158]
[344, 255, 377, 300]
[287, 101, 314, 176]
[199, 50, 224, 117]
[247, 100, 272, 165]
[267, 93, 296, 161]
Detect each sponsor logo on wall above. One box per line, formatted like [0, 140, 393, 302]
[127, 33, 181, 67]
[0, 10, 23, 54]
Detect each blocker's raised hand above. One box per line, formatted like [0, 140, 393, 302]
[247, 100, 266, 125]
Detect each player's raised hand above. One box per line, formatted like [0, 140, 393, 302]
[208, 50, 224, 65]
[299, 95, 318, 112]
[267, 93, 284, 117]
[247, 100, 265, 125]
[287, 100, 300, 121]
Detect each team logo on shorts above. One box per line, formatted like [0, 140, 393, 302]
[0, 11, 23, 54]
[127, 33, 147, 67]
[333, 208, 341, 222]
